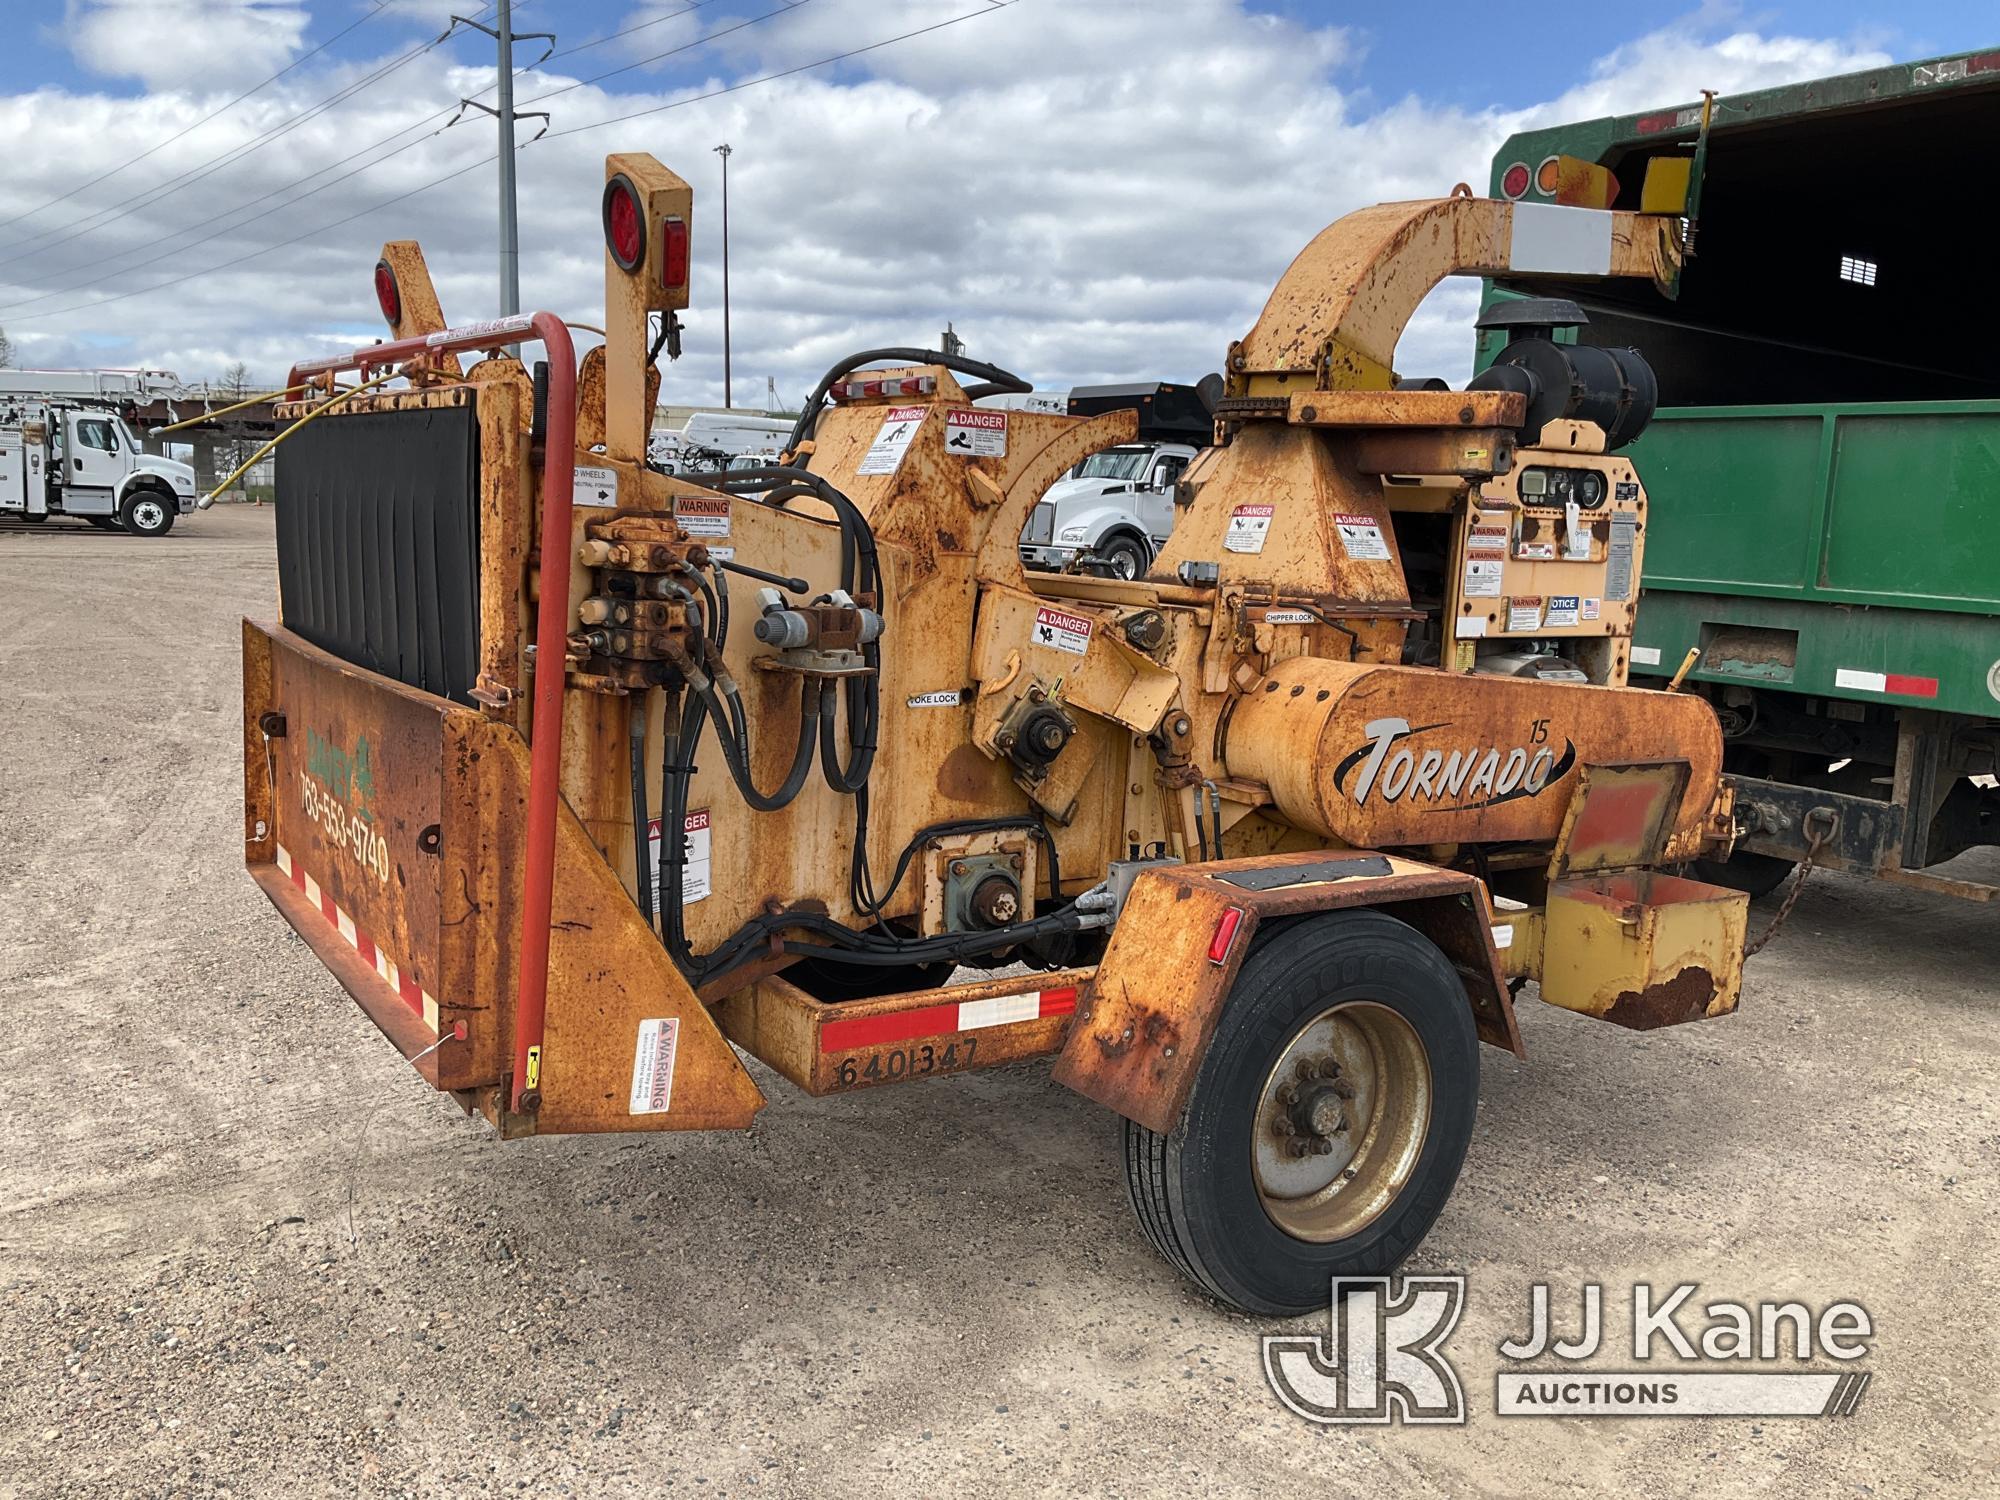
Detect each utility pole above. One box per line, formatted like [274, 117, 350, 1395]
[453, 8, 553, 318]
[714, 143, 733, 408]
[495, 0, 519, 317]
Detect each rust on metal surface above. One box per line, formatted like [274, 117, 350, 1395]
[716, 966, 1097, 1096]
[1053, 850, 1515, 1133]
[245, 158, 1738, 1162]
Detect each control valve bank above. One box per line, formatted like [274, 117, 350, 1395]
[241, 156, 1748, 1314]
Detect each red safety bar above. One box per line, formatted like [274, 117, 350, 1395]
[286, 311, 578, 1114]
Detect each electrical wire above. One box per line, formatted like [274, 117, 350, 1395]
[5, 0, 1018, 325]
[0, 0, 407, 240]
[515, 1, 813, 110]
[0, 3, 508, 275]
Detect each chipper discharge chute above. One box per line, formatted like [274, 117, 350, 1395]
[242, 156, 1748, 1315]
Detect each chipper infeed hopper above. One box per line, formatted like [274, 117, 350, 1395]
[243, 154, 1748, 1314]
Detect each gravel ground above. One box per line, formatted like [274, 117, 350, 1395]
[2, 506, 1995, 1499]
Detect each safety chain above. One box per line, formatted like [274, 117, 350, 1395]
[1743, 820, 1832, 959]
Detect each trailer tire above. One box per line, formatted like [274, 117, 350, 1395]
[1096, 531, 1149, 580]
[120, 490, 175, 538]
[1122, 908, 1477, 1316]
[1691, 849, 1795, 898]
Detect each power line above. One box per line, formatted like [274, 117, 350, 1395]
[0, 0, 404, 238]
[0, 0, 759, 304]
[0, 0, 794, 317]
[518, 1, 814, 109]
[0, 4, 509, 272]
[3, 1, 1018, 326]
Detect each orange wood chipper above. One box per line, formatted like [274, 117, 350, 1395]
[241, 153, 1747, 1314]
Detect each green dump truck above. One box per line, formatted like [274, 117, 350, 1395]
[1484, 47, 2000, 902]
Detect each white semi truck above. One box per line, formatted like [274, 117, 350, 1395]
[1, 370, 199, 536]
[1016, 381, 1215, 579]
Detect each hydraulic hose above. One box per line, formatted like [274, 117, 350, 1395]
[628, 700, 653, 931]
[782, 347, 1032, 458]
[703, 677, 820, 813]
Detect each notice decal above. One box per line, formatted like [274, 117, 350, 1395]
[857, 407, 925, 475]
[628, 1017, 681, 1115]
[1032, 606, 1093, 655]
[674, 493, 731, 537]
[1226, 503, 1275, 554]
[1334, 513, 1391, 561]
[944, 409, 1007, 457]
[1544, 595, 1580, 628]
[1463, 560, 1503, 599]
[647, 808, 712, 911]
[573, 465, 619, 507]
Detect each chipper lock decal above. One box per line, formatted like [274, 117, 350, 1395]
[239, 159, 1750, 1317]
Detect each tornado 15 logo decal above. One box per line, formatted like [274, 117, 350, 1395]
[1335, 716, 1576, 810]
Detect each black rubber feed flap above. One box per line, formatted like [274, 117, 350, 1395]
[275, 405, 481, 704]
[1211, 855, 1395, 891]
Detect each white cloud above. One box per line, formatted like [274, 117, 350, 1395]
[57, 0, 311, 91]
[0, 0, 1889, 404]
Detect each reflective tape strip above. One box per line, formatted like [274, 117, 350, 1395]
[276, 843, 438, 1032]
[820, 985, 1079, 1052]
[1834, 668, 1938, 699]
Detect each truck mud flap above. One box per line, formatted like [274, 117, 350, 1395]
[243, 620, 763, 1134]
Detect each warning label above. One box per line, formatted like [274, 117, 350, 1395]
[1467, 523, 1509, 555]
[647, 808, 712, 911]
[1508, 596, 1544, 632]
[944, 408, 1007, 457]
[1607, 512, 1637, 600]
[674, 493, 731, 538]
[1515, 538, 1557, 562]
[1544, 594, 1581, 628]
[573, 464, 619, 507]
[1032, 605, 1093, 655]
[857, 407, 925, 475]
[1463, 559, 1503, 598]
[1264, 609, 1314, 624]
[628, 1017, 681, 1116]
[906, 690, 964, 708]
[1334, 513, 1391, 561]
[1225, 503, 1274, 553]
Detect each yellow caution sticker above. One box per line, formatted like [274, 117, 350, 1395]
[524, 1045, 542, 1091]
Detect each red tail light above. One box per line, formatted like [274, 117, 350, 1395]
[1500, 161, 1531, 200]
[1207, 906, 1246, 964]
[660, 215, 689, 292]
[373, 260, 400, 324]
[602, 174, 645, 271]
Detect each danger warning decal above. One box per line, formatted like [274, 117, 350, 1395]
[646, 808, 712, 910]
[1225, 503, 1274, 553]
[674, 493, 730, 538]
[1334, 513, 1390, 561]
[944, 408, 1007, 457]
[1032, 606, 1093, 655]
[857, 407, 925, 475]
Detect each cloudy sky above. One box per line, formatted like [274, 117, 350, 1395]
[0, 0, 1988, 405]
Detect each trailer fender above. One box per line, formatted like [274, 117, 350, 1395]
[1050, 849, 1518, 1135]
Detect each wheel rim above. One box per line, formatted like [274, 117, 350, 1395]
[1252, 1000, 1433, 1242]
[1111, 546, 1139, 579]
[131, 499, 166, 530]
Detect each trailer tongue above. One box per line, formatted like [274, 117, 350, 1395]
[242, 152, 1748, 1314]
